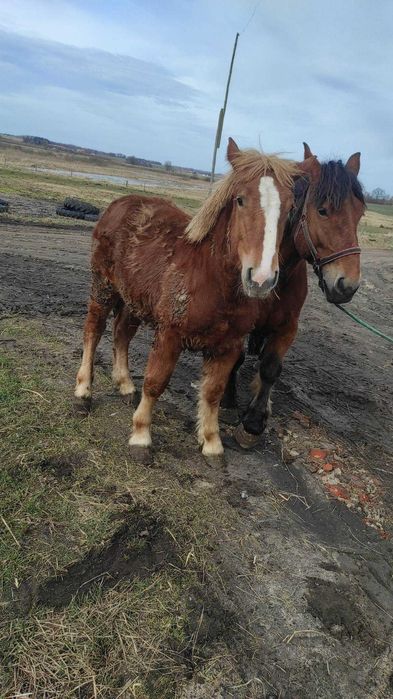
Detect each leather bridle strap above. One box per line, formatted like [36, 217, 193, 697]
[293, 185, 361, 284]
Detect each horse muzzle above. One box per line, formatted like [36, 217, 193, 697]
[243, 268, 279, 299]
[322, 275, 360, 304]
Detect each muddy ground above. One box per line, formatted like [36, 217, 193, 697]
[1, 208, 393, 698]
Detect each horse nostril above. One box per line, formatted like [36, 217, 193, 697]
[335, 277, 359, 298]
[247, 268, 253, 284]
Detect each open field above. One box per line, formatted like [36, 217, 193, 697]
[1, 137, 392, 250]
[1, 141, 393, 698]
[0, 135, 208, 216]
[361, 204, 393, 249]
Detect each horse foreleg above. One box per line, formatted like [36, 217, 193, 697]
[198, 344, 243, 457]
[129, 330, 182, 448]
[112, 303, 140, 398]
[238, 322, 298, 443]
[75, 298, 113, 402]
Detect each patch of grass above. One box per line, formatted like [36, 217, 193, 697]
[0, 166, 202, 217]
[0, 316, 239, 698]
[367, 203, 393, 217]
[0, 211, 93, 228]
[0, 338, 115, 591]
[2, 575, 200, 699]
[358, 219, 393, 249]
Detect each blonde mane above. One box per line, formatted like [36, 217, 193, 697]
[186, 150, 300, 243]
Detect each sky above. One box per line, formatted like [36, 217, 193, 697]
[0, 0, 392, 193]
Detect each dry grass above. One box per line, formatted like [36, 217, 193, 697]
[4, 577, 190, 698]
[358, 207, 393, 249]
[0, 316, 242, 699]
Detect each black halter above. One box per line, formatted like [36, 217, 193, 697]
[292, 185, 361, 286]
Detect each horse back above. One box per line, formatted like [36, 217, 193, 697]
[90, 194, 190, 275]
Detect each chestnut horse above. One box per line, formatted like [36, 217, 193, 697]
[221, 143, 365, 448]
[75, 139, 311, 458]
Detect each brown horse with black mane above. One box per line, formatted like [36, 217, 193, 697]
[221, 143, 365, 448]
[75, 139, 313, 458]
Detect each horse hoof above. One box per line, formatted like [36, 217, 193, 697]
[233, 424, 262, 450]
[129, 445, 153, 465]
[203, 453, 226, 469]
[122, 389, 141, 407]
[73, 396, 92, 417]
[121, 392, 136, 406]
[219, 407, 239, 425]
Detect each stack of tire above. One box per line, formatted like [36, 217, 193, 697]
[0, 198, 9, 213]
[56, 197, 100, 222]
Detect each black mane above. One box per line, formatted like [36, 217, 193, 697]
[294, 159, 365, 211]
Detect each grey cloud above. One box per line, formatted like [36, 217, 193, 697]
[0, 29, 197, 105]
[314, 73, 360, 94]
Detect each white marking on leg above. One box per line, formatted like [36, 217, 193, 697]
[197, 383, 224, 456]
[112, 367, 136, 396]
[252, 176, 281, 286]
[75, 380, 91, 399]
[75, 351, 93, 399]
[112, 341, 135, 395]
[129, 428, 152, 447]
[129, 391, 154, 447]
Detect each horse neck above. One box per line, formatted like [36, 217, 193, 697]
[281, 184, 309, 266]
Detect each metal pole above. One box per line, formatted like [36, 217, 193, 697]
[210, 32, 239, 188]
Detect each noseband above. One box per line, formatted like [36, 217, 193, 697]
[293, 185, 361, 285]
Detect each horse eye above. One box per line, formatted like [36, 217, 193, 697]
[236, 196, 244, 207]
[318, 207, 328, 217]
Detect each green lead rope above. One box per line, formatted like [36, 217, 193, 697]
[334, 304, 393, 345]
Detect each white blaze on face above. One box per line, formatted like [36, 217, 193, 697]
[251, 176, 281, 286]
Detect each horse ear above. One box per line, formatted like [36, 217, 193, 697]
[303, 142, 314, 160]
[345, 152, 361, 176]
[227, 137, 240, 166]
[298, 155, 321, 182]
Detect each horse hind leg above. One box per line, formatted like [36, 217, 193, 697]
[75, 275, 118, 406]
[220, 349, 245, 411]
[112, 303, 140, 401]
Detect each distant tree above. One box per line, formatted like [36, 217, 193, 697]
[164, 160, 173, 172]
[23, 136, 50, 146]
[371, 187, 387, 201]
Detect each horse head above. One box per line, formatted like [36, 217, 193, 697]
[295, 143, 364, 304]
[186, 138, 315, 300]
[226, 138, 315, 299]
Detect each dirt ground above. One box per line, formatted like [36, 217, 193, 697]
[1, 199, 393, 698]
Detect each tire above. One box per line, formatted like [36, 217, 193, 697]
[63, 197, 99, 215]
[56, 206, 85, 220]
[84, 213, 99, 222]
